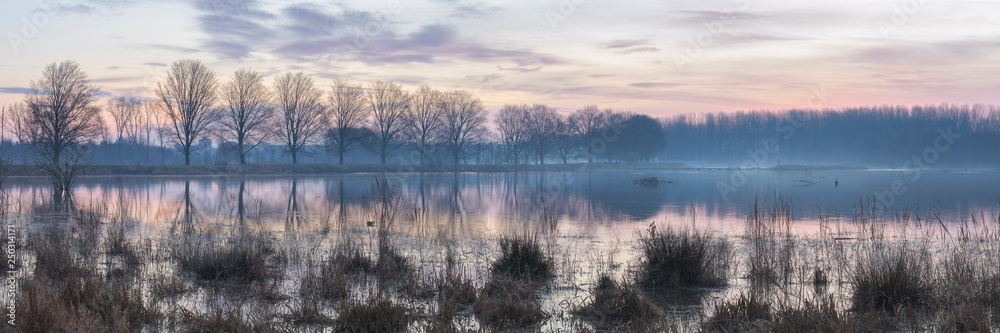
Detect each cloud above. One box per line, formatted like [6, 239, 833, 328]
[191, 0, 276, 59]
[408, 24, 457, 47]
[0, 87, 33, 94]
[91, 76, 145, 83]
[630, 82, 679, 88]
[203, 40, 252, 59]
[603, 39, 650, 50]
[281, 3, 342, 37]
[601, 39, 660, 55]
[431, 0, 501, 18]
[622, 47, 660, 54]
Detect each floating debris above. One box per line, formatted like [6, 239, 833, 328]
[633, 176, 672, 186]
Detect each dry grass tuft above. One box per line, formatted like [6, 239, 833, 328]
[636, 223, 730, 288]
[850, 247, 932, 313]
[334, 295, 411, 333]
[573, 275, 660, 325]
[490, 233, 552, 280]
[473, 277, 547, 329]
[173, 231, 275, 283]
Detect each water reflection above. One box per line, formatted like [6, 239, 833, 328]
[3, 170, 998, 238]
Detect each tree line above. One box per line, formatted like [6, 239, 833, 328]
[659, 104, 1000, 168]
[0, 60, 668, 191]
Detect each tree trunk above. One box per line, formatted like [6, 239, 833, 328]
[291, 149, 298, 164]
[239, 142, 246, 164]
[338, 148, 344, 164]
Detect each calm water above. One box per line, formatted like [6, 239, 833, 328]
[4, 169, 998, 238]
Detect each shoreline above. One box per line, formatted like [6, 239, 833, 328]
[3, 162, 695, 177]
[5, 163, 989, 177]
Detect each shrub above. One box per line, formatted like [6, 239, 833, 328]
[490, 233, 551, 280]
[637, 223, 730, 288]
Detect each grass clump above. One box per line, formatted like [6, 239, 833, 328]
[850, 248, 932, 312]
[17, 231, 159, 332]
[179, 302, 281, 333]
[744, 196, 795, 285]
[376, 245, 412, 279]
[703, 292, 772, 332]
[329, 244, 373, 274]
[473, 277, 547, 329]
[174, 231, 275, 283]
[574, 275, 660, 325]
[286, 296, 333, 326]
[490, 233, 552, 280]
[334, 295, 411, 333]
[636, 223, 730, 288]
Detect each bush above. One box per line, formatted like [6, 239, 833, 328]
[490, 233, 551, 280]
[637, 224, 730, 288]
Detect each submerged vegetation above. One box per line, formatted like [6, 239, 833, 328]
[1, 177, 999, 332]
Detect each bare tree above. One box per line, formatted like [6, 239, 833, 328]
[404, 85, 443, 164]
[156, 59, 219, 165]
[326, 79, 369, 164]
[21, 61, 104, 192]
[220, 69, 273, 164]
[553, 115, 577, 163]
[107, 96, 142, 143]
[2, 103, 30, 147]
[525, 104, 560, 164]
[107, 96, 142, 163]
[441, 90, 488, 165]
[569, 105, 608, 163]
[273, 72, 325, 164]
[495, 104, 530, 164]
[366, 81, 410, 164]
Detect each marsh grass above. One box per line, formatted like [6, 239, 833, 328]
[329, 242, 374, 274]
[173, 230, 276, 283]
[473, 277, 547, 329]
[745, 196, 795, 285]
[299, 259, 350, 300]
[334, 294, 411, 333]
[850, 246, 933, 312]
[490, 233, 552, 280]
[636, 223, 730, 288]
[9, 184, 1000, 333]
[18, 228, 160, 332]
[573, 275, 660, 325]
[703, 292, 772, 332]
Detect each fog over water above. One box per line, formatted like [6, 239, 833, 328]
[6, 170, 998, 238]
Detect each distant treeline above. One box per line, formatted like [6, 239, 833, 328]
[2, 60, 999, 171]
[660, 104, 1000, 168]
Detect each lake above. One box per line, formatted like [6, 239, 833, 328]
[5, 169, 998, 238]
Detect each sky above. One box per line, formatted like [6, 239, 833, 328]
[2, 0, 1000, 118]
